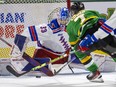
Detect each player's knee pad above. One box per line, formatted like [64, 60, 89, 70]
[10, 34, 29, 58]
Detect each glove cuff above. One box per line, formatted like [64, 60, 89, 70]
[91, 34, 98, 42]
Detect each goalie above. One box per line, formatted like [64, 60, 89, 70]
[10, 7, 71, 76]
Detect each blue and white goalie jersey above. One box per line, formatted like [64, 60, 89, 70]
[21, 23, 71, 53]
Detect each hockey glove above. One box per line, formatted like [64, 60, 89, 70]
[78, 34, 98, 52]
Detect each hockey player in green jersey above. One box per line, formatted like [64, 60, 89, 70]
[66, 2, 106, 82]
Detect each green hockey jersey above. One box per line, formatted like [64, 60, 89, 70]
[66, 10, 102, 45]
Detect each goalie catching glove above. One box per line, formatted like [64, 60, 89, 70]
[78, 34, 98, 52]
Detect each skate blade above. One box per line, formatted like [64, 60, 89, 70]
[90, 75, 104, 83]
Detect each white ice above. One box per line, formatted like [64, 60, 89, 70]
[0, 68, 116, 87]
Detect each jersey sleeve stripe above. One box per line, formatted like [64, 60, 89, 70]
[100, 23, 113, 34]
[28, 26, 38, 41]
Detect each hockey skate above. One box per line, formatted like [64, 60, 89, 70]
[86, 70, 104, 83]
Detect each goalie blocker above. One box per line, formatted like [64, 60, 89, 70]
[10, 34, 29, 58]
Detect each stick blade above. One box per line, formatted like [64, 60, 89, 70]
[6, 65, 21, 77]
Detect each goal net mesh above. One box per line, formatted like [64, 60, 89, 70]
[1, 0, 67, 4]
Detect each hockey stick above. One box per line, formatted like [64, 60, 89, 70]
[6, 53, 68, 77]
[54, 56, 76, 75]
[0, 37, 12, 47]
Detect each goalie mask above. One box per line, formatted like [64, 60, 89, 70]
[58, 7, 70, 25]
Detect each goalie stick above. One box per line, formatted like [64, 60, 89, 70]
[6, 53, 68, 77]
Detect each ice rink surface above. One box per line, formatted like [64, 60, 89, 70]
[0, 68, 116, 87]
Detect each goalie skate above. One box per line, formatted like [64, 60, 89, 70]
[86, 70, 104, 83]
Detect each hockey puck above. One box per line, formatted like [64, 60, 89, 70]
[36, 76, 41, 78]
